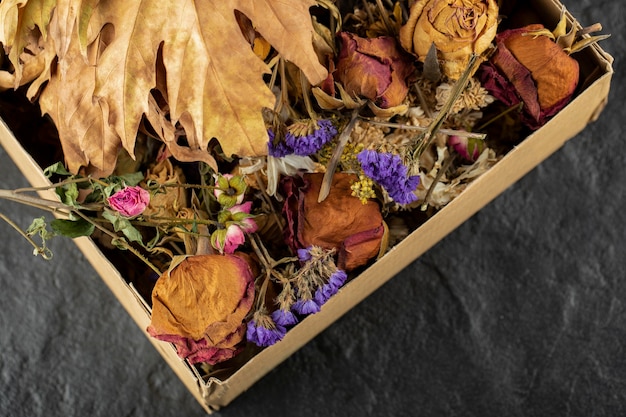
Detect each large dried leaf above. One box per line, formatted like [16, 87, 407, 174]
[2, 0, 328, 175]
[0, 0, 56, 88]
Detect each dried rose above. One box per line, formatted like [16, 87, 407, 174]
[107, 186, 150, 218]
[147, 253, 257, 365]
[333, 32, 415, 109]
[399, 0, 499, 80]
[282, 173, 385, 271]
[448, 134, 485, 162]
[211, 201, 258, 254]
[478, 24, 579, 129]
[142, 157, 186, 218]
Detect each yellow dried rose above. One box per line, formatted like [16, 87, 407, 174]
[147, 253, 257, 365]
[142, 155, 186, 218]
[399, 0, 498, 80]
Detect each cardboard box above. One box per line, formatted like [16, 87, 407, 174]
[0, 0, 613, 413]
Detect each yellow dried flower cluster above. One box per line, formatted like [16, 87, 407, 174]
[350, 174, 376, 204]
[340, 142, 365, 171]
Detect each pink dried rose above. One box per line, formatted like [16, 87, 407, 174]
[211, 201, 259, 254]
[281, 173, 385, 271]
[107, 186, 150, 217]
[332, 32, 416, 109]
[448, 134, 485, 162]
[478, 24, 580, 130]
[147, 253, 257, 365]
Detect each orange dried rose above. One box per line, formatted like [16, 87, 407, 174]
[147, 253, 257, 365]
[333, 32, 416, 108]
[399, 0, 499, 80]
[282, 173, 385, 271]
[478, 24, 580, 129]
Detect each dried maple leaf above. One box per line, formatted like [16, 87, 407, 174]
[1, 0, 328, 176]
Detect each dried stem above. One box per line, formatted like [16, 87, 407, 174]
[318, 106, 362, 202]
[361, 118, 487, 139]
[0, 212, 52, 259]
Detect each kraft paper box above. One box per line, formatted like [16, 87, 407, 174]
[0, 0, 613, 413]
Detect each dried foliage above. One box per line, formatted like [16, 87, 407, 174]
[0, 0, 327, 175]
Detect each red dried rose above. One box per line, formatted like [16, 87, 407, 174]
[282, 173, 385, 271]
[332, 32, 415, 109]
[147, 253, 257, 365]
[478, 24, 580, 129]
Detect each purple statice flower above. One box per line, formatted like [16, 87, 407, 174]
[297, 247, 312, 262]
[246, 316, 286, 347]
[313, 269, 347, 306]
[267, 129, 292, 157]
[357, 149, 420, 205]
[314, 283, 338, 306]
[268, 120, 337, 158]
[271, 309, 299, 327]
[285, 119, 337, 156]
[328, 270, 347, 289]
[292, 298, 321, 315]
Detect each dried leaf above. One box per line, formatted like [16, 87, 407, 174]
[1, 0, 328, 175]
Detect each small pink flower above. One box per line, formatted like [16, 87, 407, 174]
[218, 225, 246, 254]
[107, 186, 150, 217]
[230, 202, 259, 234]
[211, 201, 258, 254]
[448, 135, 485, 162]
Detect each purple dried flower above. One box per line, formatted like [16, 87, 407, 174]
[297, 247, 312, 262]
[267, 129, 292, 157]
[357, 149, 420, 205]
[314, 269, 347, 306]
[292, 298, 321, 315]
[246, 315, 286, 347]
[328, 269, 347, 290]
[271, 309, 299, 327]
[267, 120, 337, 157]
[314, 283, 338, 306]
[286, 119, 337, 156]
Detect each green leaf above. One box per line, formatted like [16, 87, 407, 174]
[120, 223, 143, 244]
[43, 162, 71, 178]
[26, 216, 56, 240]
[115, 171, 145, 186]
[55, 182, 80, 206]
[50, 218, 95, 238]
[102, 209, 144, 244]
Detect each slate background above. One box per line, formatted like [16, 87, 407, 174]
[0, 0, 623, 416]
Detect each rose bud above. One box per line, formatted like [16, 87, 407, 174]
[333, 32, 416, 109]
[399, 0, 499, 80]
[147, 253, 257, 365]
[281, 172, 385, 271]
[448, 134, 486, 162]
[107, 185, 150, 218]
[478, 24, 580, 130]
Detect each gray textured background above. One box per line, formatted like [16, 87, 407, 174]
[1, 0, 624, 416]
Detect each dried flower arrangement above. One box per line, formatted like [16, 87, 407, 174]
[0, 0, 609, 379]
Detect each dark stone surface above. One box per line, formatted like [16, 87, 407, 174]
[0, 1, 623, 416]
